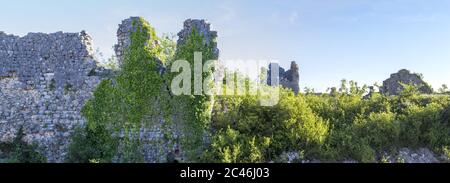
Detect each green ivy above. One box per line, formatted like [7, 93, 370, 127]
[68, 18, 174, 163]
[168, 27, 218, 161]
[0, 127, 47, 163]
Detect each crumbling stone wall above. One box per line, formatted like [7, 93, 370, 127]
[110, 17, 219, 163]
[0, 31, 106, 162]
[112, 17, 171, 163]
[267, 61, 300, 94]
[0, 17, 219, 163]
[177, 19, 219, 58]
[380, 69, 433, 95]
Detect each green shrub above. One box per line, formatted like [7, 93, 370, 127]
[206, 88, 329, 162]
[66, 125, 118, 163]
[351, 141, 376, 163]
[355, 112, 400, 152]
[399, 103, 449, 149]
[0, 127, 47, 163]
[201, 127, 268, 163]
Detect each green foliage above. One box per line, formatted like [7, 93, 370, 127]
[201, 126, 269, 163]
[0, 127, 47, 163]
[355, 112, 400, 151]
[104, 55, 119, 71]
[68, 18, 174, 163]
[67, 125, 117, 163]
[158, 33, 177, 64]
[442, 146, 450, 161]
[68, 18, 217, 163]
[438, 84, 448, 94]
[204, 87, 329, 162]
[168, 27, 218, 160]
[203, 78, 450, 163]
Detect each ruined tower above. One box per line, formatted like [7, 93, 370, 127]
[267, 61, 300, 94]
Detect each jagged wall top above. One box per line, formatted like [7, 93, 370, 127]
[114, 16, 164, 68]
[380, 69, 433, 95]
[177, 19, 219, 59]
[0, 31, 97, 88]
[115, 17, 141, 67]
[267, 61, 300, 94]
[0, 30, 102, 162]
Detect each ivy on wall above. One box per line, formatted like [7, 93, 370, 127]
[168, 27, 218, 161]
[68, 18, 173, 163]
[67, 18, 217, 163]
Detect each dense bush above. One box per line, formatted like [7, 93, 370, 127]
[202, 87, 329, 162]
[355, 112, 400, 152]
[204, 80, 450, 163]
[66, 124, 118, 163]
[0, 127, 47, 163]
[201, 127, 269, 163]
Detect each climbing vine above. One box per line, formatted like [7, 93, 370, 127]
[168, 27, 218, 161]
[67, 18, 175, 163]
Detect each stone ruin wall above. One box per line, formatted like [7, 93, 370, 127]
[112, 17, 219, 163]
[0, 17, 219, 163]
[380, 69, 433, 95]
[267, 61, 300, 94]
[1, 17, 441, 163]
[0, 31, 104, 162]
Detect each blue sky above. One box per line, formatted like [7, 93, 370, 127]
[1, 0, 449, 92]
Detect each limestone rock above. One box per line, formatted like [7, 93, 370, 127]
[0, 30, 105, 162]
[396, 148, 439, 163]
[380, 69, 433, 95]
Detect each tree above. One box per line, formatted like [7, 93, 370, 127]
[438, 84, 449, 94]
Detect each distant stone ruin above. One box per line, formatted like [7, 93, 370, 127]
[267, 61, 300, 94]
[380, 69, 433, 95]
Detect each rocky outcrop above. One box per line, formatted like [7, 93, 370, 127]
[380, 69, 433, 95]
[280, 148, 446, 163]
[267, 61, 300, 94]
[0, 31, 107, 162]
[384, 148, 441, 163]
